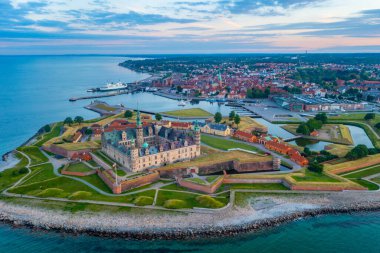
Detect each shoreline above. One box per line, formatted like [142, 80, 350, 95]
[1, 192, 380, 240]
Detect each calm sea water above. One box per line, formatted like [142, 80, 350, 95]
[1, 55, 379, 252]
[0, 55, 230, 156]
[0, 213, 379, 253]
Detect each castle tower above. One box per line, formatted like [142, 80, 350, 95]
[130, 147, 139, 171]
[136, 109, 144, 148]
[194, 120, 201, 155]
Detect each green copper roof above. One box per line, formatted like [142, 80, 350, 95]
[136, 110, 142, 127]
[194, 120, 200, 131]
[142, 142, 149, 148]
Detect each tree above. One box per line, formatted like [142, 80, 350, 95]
[229, 111, 236, 121]
[124, 110, 133, 119]
[176, 85, 183, 93]
[155, 113, 162, 121]
[64, 117, 73, 126]
[234, 114, 241, 126]
[308, 161, 324, 173]
[296, 123, 310, 135]
[214, 112, 222, 123]
[43, 124, 51, 133]
[85, 128, 93, 135]
[345, 144, 369, 160]
[375, 122, 380, 129]
[364, 113, 375, 121]
[74, 116, 84, 125]
[315, 113, 328, 124]
[304, 147, 312, 156]
[306, 119, 323, 131]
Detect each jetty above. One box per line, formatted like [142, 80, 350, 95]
[69, 92, 125, 102]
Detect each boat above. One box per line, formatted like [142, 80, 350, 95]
[178, 100, 186, 106]
[97, 82, 128, 92]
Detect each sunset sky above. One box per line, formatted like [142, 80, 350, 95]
[1, 0, 380, 54]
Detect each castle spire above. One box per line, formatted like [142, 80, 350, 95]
[136, 102, 142, 128]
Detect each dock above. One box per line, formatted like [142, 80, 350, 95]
[69, 92, 126, 102]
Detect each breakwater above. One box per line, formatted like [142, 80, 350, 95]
[1, 192, 380, 240]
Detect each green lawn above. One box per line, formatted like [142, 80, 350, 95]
[9, 175, 156, 204]
[72, 174, 112, 193]
[341, 165, 380, 178]
[86, 160, 99, 167]
[160, 183, 189, 191]
[162, 108, 212, 117]
[65, 162, 94, 173]
[184, 177, 207, 185]
[94, 150, 117, 166]
[340, 165, 380, 191]
[0, 153, 29, 191]
[18, 146, 48, 166]
[292, 170, 340, 182]
[201, 134, 261, 153]
[350, 179, 379, 191]
[206, 175, 220, 183]
[20, 163, 56, 185]
[35, 122, 63, 147]
[217, 183, 289, 192]
[116, 169, 127, 176]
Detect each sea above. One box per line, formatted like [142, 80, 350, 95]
[0, 55, 379, 252]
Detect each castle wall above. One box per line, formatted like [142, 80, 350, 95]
[156, 160, 275, 178]
[120, 172, 160, 192]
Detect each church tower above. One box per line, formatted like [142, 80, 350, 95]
[136, 109, 144, 148]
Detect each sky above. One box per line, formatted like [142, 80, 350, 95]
[1, 0, 380, 54]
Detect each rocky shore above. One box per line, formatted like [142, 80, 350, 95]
[1, 191, 380, 240]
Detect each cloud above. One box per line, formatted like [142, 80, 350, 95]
[218, 0, 321, 15]
[247, 8, 380, 37]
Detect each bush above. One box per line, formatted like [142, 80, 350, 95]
[18, 167, 28, 174]
[133, 196, 154, 206]
[163, 199, 187, 209]
[364, 113, 375, 121]
[124, 110, 133, 119]
[308, 162, 324, 173]
[196, 195, 224, 208]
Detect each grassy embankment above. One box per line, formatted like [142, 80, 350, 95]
[65, 162, 94, 173]
[34, 122, 63, 147]
[8, 162, 155, 204]
[155, 190, 229, 209]
[161, 108, 212, 118]
[17, 146, 48, 166]
[224, 116, 267, 132]
[201, 134, 263, 153]
[282, 124, 354, 145]
[0, 153, 29, 191]
[339, 164, 380, 190]
[327, 113, 380, 148]
[158, 148, 271, 172]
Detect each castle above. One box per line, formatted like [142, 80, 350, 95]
[101, 110, 201, 172]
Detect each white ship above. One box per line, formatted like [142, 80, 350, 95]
[98, 82, 128, 92]
[178, 100, 186, 106]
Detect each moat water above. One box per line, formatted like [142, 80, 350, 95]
[0, 55, 379, 251]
